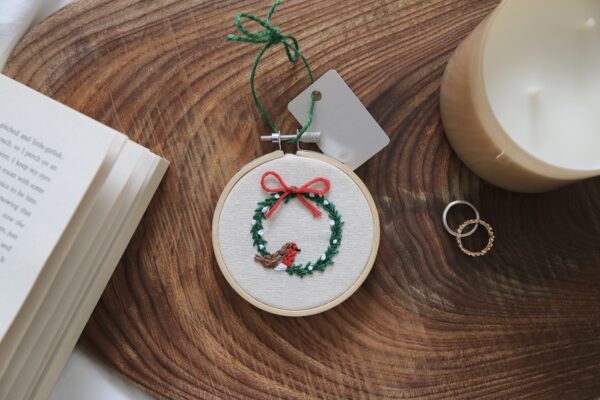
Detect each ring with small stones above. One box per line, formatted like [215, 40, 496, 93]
[456, 218, 495, 257]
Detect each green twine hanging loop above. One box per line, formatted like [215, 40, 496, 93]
[227, 0, 317, 144]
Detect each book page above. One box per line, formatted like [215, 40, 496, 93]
[0, 74, 120, 341]
[31, 155, 168, 400]
[0, 141, 146, 396]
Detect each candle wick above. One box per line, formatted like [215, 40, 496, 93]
[579, 17, 596, 30]
[527, 87, 541, 99]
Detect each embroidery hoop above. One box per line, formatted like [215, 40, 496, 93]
[212, 150, 380, 316]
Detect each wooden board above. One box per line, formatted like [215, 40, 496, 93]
[6, 0, 600, 398]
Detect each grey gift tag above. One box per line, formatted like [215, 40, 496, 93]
[288, 70, 389, 170]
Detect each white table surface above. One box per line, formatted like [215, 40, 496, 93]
[50, 347, 151, 400]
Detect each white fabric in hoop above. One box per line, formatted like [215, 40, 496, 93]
[217, 153, 375, 312]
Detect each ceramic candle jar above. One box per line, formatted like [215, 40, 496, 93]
[440, 0, 600, 192]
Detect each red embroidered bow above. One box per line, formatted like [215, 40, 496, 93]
[261, 171, 330, 218]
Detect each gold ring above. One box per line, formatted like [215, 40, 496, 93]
[456, 219, 494, 257]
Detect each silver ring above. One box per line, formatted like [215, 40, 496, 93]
[443, 200, 480, 237]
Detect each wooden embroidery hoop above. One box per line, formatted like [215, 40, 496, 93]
[212, 150, 380, 316]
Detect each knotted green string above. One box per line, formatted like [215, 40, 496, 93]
[227, 0, 317, 144]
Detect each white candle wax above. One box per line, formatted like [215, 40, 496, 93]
[484, 0, 600, 170]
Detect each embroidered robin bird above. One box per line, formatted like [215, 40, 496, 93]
[255, 242, 301, 272]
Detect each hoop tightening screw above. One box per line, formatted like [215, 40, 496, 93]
[260, 132, 321, 144]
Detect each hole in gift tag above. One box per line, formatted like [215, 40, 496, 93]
[288, 70, 390, 170]
[313, 91, 323, 101]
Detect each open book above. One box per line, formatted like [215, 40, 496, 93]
[0, 74, 168, 399]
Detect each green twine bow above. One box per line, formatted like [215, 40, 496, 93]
[227, 0, 317, 144]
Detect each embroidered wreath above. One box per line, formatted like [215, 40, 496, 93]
[251, 171, 344, 277]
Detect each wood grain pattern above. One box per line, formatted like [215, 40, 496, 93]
[5, 0, 600, 398]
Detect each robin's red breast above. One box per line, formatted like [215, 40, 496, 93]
[255, 242, 301, 271]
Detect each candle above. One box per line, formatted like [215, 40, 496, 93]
[440, 0, 600, 192]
